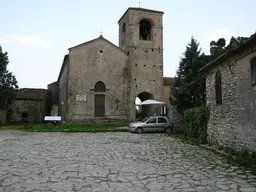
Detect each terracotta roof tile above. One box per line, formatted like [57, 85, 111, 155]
[163, 77, 175, 86]
[15, 88, 48, 100]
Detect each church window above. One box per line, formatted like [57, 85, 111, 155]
[94, 81, 106, 92]
[250, 57, 256, 85]
[215, 70, 222, 105]
[99, 50, 103, 53]
[139, 19, 152, 41]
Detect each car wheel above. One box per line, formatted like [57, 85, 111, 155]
[165, 127, 172, 133]
[136, 127, 143, 134]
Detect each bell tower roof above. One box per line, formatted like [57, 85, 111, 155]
[118, 7, 164, 23]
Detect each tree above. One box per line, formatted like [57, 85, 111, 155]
[0, 45, 18, 109]
[210, 38, 226, 58]
[170, 37, 206, 113]
[170, 35, 250, 114]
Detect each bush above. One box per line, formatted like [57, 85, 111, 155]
[183, 105, 209, 144]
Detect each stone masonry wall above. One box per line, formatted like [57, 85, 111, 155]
[59, 60, 68, 121]
[206, 45, 256, 152]
[0, 110, 7, 125]
[67, 38, 129, 123]
[8, 99, 45, 122]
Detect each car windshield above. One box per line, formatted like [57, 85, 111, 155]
[141, 117, 150, 122]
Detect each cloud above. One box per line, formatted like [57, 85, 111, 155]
[199, 29, 234, 54]
[0, 35, 52, 46]
[208, 29, 234, 42]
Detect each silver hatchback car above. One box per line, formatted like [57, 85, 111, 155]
[128, 116, 172, 133]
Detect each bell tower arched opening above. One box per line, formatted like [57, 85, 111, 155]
[139, 19, 152, 41]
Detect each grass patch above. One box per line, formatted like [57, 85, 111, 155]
[2, 123, 128, 133]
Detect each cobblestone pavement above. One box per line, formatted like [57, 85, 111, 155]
[0, 130, 256, 192]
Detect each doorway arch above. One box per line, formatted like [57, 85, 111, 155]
[135, 92, 154, 120]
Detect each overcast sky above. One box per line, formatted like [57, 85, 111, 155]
[0, 0, 255, 89]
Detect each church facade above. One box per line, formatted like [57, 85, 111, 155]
[57, 7, 164, 123]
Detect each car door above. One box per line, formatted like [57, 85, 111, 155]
[144, 117, 157, 132]
[157, 117, 168, 132]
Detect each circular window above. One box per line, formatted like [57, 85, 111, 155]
[100, 50, 103, 53]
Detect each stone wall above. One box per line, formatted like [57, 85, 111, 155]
[47, 81, 59, 105]
[163, 81, 182, 127]
[59, 55, 68, 121]
[0, 110, 7, 125]
[206, 44, 256, 152]
[8, 99, 46, 122]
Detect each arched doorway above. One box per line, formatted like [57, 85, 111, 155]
[94, 81, 106, 117]
[135, 92, 154, 120]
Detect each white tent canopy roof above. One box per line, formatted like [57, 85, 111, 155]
[136, 99, 165, 106]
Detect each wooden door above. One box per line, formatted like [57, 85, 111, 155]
[95, 95, 105, 117]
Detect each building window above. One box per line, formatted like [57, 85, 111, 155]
[94, 81, 106, 92]
[139, 19, 152, 41]
[250, 57, 256, 85]
[215, 70, 222, 105]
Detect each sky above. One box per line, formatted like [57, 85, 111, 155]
[0, 0, 255, 89]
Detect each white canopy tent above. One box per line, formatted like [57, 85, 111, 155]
[136, 99, 165, 106]
[136, 99, 167, 117]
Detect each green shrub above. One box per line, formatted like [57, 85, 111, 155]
[183, 105, 209, 144]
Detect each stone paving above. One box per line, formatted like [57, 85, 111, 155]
[0, 130, 256, 192]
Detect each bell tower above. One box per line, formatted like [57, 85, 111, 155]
[118, 7, 164, 120]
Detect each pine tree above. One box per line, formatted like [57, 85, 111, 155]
[170, 37, 206, 112]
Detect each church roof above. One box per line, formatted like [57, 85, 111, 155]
[118, 7, 164, 23]
[68, 35, 126, 54]
[163, 77, 174, 86]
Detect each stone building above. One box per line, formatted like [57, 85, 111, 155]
[58, 7, 164, 123]
[7, 88, 48, 123]
[202, 33, 256, 152]
[47, 81, 59, 116]
[163, 77, 182, 127]
[163, 77, 173, 116]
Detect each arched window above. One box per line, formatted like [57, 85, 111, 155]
[139, 19, 152, 41]
[250, 57, 256, 85]
[94, 81, 106, 92]
[215, 70, 222, 104]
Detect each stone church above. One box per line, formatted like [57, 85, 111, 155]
[57, 7, 164, 123]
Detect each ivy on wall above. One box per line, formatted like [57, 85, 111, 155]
[183, 105, 210, 144]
